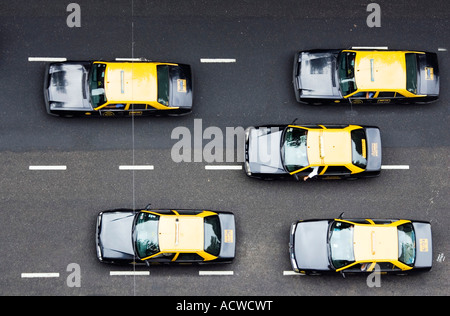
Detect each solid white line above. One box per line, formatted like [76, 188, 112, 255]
[199, 271, 234, 276]
[351, 46, 388, 50]
[21, 273, 60, 278]
[438, 48, 447, 52]
[283, 271, 304, 276]
[29, 165, 67, 170]
[119, 165, 154, 170]
[205, 165, 242, 170]
[200, 58, 236, 63]
[381, 165, 409, 170]
[115, 58, 146, 61]
[28, 57, 67, 62]
[110, 271, 150, 276]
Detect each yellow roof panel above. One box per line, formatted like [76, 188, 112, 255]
[353, 225, 398, 261]
[354, 51, 406, 90]
[307, 129, 352, 166]
[158, 216, 204, 252]
[104, 62, 158, 102]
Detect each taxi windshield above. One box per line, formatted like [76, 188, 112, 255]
[281, 127, 309, 172]
[134, 212, 160, 258]
[337, 52, 357, 96]
[328, 221, 355, 269]
[398, 223, 416, 266]
[89, 63, 107, 107]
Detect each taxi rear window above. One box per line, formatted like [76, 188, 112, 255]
[204, 215, 221, 256]
[157, 65, 170, 106]
[405, 53, 418, 94]
[351, 129, 367, 169]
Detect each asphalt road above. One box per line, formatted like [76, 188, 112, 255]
[0, 0, 448, 299]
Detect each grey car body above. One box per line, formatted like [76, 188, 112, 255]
[96, 208, 236, 265]
[289, 217, 433, 275]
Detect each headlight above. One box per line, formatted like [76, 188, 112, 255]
[244, 127, 252, 143]
[50, 102, 64, 109]
[244, 161, 251, 176]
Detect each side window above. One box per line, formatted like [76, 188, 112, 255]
[377, 92, 395, 98]
[324, 166, 350, 174]
[176, 253, 204, 262]
[351, 92, 366, 98]
[103, 103, 126, 110]
[351, 91, 376, 98]
[345, 263, 373, 272]
[130, 104, 147, 110]
[378, 262, 402, 272]
[149, 252, 176, 262]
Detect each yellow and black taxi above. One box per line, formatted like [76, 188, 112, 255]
[44, 60, 193, 117]
[289, 214, 433, 275]
[293, 48, 439, 104]
[96, 207, 236, 265]
[244, 123, 382, 180]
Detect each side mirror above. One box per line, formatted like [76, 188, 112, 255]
[145, 203, 152, 210]
[338, 212, 345, 219]
[293, 174, 300, 181]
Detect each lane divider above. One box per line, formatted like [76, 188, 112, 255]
[199, 271, 234, 276]
[21, 273, 60, 278]
[119, 165, 154, 170]
[200, 58, 236, 63]
[205, 165, 242, 170]
[110, 271, 150, 276]
[29, 165, 67, 170]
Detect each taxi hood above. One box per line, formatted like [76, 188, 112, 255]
[46, 62, 93, 111]
[296, 50, 341, 98]
[292, 220, 330, 270]
[97, 211, 135, 261]
[247, 127, 288, 175]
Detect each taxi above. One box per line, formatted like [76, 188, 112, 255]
[244, 123, 382, 180]
[96, 207, 235, 265]
[293, 48, 439, 104]
[44, 60, 193, 117]
[289, 214, 433, 275]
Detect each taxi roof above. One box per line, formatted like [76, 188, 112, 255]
[354, 51, 406, 90]
[353, 225, 398, 261]
[307, 129, 352, 166]
[158, 216, 204, 252]
[104, 62, 158, 103]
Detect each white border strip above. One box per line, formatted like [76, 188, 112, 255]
[381, 165, 409, 170]
[21, 273, 60, 278]
[205, 165, 242, 170]
[29, 165, 67, 170]
[110, 271, 150, 276]
[119, 165, 154, 170]
[115, 58, 146, 61]
[438, 48, 447, 52]
[351, 46, 388, 50]
[28, 57, 67, 62]
[200, 58, 236, 63]
[199, 271, 234, 276]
